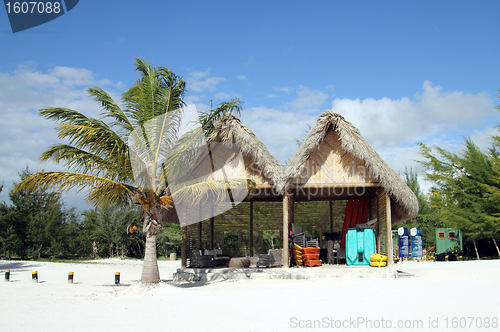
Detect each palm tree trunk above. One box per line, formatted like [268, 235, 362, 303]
[141, 232, 160, 283]
[472, 236, 480, 260]
[491, 234, 500, 257]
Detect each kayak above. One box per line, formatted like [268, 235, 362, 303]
[369, 261, 387, 267]
[370, 253, 388, 262]
[304, 259, 322, 267]
[301, 247, 320, 254]
[302, 253, 320, 261]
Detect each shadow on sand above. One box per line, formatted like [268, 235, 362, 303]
[0, 260, 42, 272]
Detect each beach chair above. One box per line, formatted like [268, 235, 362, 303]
[294, 233, 306, 248]
[188, 249, 214, 268]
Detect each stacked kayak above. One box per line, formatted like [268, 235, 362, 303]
[302, 247, 322, 267]
[369, 253, 387, 267]
[293, 244, 303, 266]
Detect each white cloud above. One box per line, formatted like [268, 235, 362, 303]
[188, 70, 210, 79]
[274, 87, 292, 94]
[241, 107, 317, 165]
[184, 95, 202, 104]
[288, 86, 328, 112]
[236, 75, 247, 81]
[50, 66, 94, 86]
[331, 81, 495, 149]
[214, 92, 230, 100]
[186, 69, 226, 92]
[0, 64, 122, 211]
[264, 94, 280, 99]
[469, 126, 499, 152]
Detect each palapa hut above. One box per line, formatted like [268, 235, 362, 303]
[281, 110, 418, 267]
[179, 110, 418, 270]
[180, 114, 284, 267]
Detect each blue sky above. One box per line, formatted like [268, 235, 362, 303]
[1, 1, 500, 210]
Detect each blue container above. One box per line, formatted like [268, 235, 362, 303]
[398, 227, 409, 258]
[410, 228, 423, 258]
[346, 228, 376, 265]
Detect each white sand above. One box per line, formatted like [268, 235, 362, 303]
[1, 259, 499, 331]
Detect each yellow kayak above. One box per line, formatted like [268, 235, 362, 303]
[370, 253, 388, 262]
[370, 261, 387, 267]
[293, 244, 303, 251]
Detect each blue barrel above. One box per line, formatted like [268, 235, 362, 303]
[411, 228, 423, 258]
[398, 227, 409, 258]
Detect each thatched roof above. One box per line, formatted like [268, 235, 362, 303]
[207, 114, 283, 187]
[282, 110, 418, 223]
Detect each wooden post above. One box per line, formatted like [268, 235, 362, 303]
[375, 193, 381, 253]
[250, 201, 254, 257]
[386, 193, 394, 268]
[320, 228, 324, 248]
[329, 200, 333, 233]
[283, 193, 294, 268]
[283, 195, 289, 268]
[210, 217, 215, 250]
[198, 221, 203, 250]
[181, 226, 187, 268]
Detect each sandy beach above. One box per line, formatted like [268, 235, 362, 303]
[1, 259, 499, 331]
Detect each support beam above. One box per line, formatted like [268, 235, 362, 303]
[386, 193, 394, 268]
[198, 221, 203, 250]
[329, 200, 333, 233]
[181, 226, 187, 268]
[210, 217, 215, 250]
[376, 195, 381, 253]
[250, 201, 254, 257]
[283, 193, 294, 268]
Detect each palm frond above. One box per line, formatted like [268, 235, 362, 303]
[199, 98, 243, 135]
[40, 144, 132, 181]
[87, 87, 134, 133]
[40, 108, 128, 162]
[14, 171, 140, 207]
[171, 178, 254, 207]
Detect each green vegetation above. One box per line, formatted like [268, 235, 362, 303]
[413, 94, 500, 258]
[393, 94, 500, 260]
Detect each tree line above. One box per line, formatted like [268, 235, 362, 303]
[4, 129, 500, 261]
[398, 98, 500, 259]
[0, 168, 182, 260]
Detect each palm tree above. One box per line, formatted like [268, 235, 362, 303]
[15, 58, 249, 283]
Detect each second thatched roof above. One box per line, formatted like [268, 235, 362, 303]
[282, 110, 418, 223]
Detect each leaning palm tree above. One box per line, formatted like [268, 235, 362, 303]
[15, 58, 249, 283]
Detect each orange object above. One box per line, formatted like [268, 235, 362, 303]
[301, 247, 320, 254]
[304, 259, 322, 267]
[302, 253, 320, 261]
